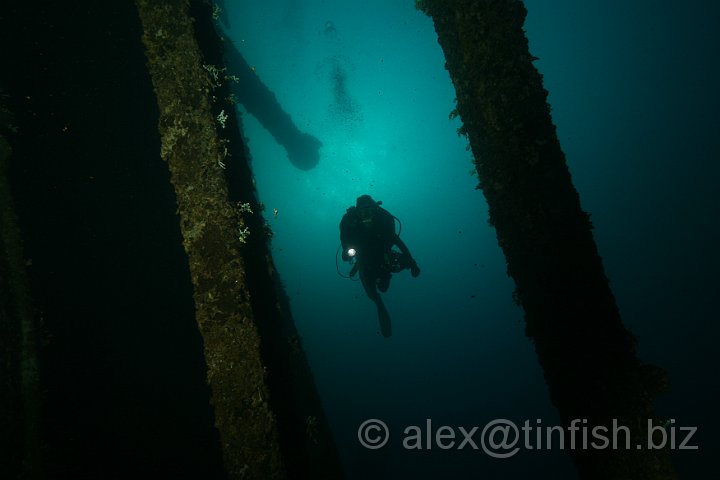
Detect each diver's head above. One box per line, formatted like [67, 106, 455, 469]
[356, 195, 379, 223]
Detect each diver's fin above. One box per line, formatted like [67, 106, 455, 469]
[376, 298, 392, 338]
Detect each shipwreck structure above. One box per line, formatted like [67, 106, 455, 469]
[135, 0, 342, 477]
[0, 0, 674, 478]
[417, 1, 674, 478]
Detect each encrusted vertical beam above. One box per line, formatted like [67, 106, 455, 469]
[417, 1, 675, 478]
[0, 120, 42, 478]
[135, 1, 284, 478]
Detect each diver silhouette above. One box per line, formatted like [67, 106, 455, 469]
[339, 195, 420, 337]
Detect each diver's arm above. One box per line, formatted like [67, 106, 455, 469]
[394, 234, 421, 277]
[339, 213, 351, 246]
[381, 208, 409, 256]
[383, 209, 420, 276]
[340, 214, 354, 260]
[393, 234, 412, 258]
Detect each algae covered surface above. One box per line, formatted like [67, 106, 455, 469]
[417, 1, 675, 478]
[136, 0, 283, 477]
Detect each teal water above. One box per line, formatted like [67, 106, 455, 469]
[219, 0, 718, 477]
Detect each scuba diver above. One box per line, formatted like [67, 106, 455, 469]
[339, 195, 420, 337]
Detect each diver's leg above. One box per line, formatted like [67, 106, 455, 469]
[376, 299, 391, 337]
[360, 267, 392, 337]
[377, 273, 391, 293]
[360, 269, 381, 303]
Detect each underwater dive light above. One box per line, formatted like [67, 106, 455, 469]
[347, 248, 356, 257]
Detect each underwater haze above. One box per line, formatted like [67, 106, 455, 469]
[220, 0, 718, 478]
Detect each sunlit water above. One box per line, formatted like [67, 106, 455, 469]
[219, 1, 718, 477]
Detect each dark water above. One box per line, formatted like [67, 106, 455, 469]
[1, 2, 225, 479]
[1, 0, 717, 478]
[225, 0, 719, 477]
